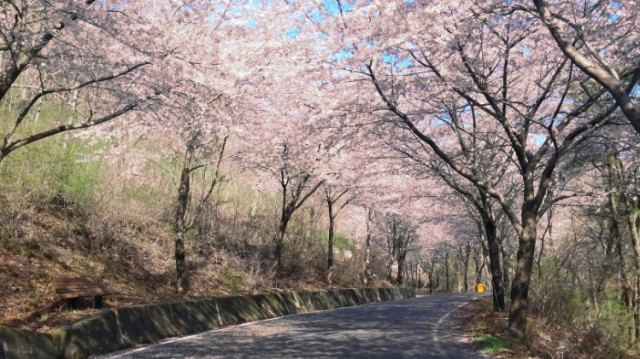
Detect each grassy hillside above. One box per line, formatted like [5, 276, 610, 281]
[0, 103, 369, 332]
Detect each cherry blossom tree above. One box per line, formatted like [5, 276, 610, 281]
[173, 130, 227, 295]
[237, 99, 329, 278]
[137, 2, 240, 295]
[526, 0, 640, 133]
[317, 0, 622, 335]
[0, 0, 163, 166]
[1, 0, 252, 294]
[444, 173, 512, 311]
[161, 84, 232, 295]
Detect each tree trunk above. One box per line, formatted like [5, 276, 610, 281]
[501, 241, 510, 296]
[486, 221, 506, 311]
[273, 211, 291, 276]
[445, 251, 451, 292]
[386, 254, 394, 283]
[175, 232, 188, 295]
[623, 194, 640, 340]
[459, 244, 471, 292]
[396, 230, 407, 286]
[615, 217, 635, 342]
[324, 188, 350, 285]
[428, 268, 435, 293]
[175, 164, 191, 296]
[473, 199, 505, 311]
[508, 210, 537, 336]
[474, 249, 483, 286]
[327, 200, 335, 286]
[608, 173, 636, 341]
[606, 153, 638, 340]
[364, 209, 372, 286]
[463, 260, 469, 292]
[397, 249, 406, 285]
[386, 231, 396, 283]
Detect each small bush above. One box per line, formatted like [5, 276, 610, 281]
[223, 268, 247, 293]
[530, 261, 638, 358]
[474, 334, 510, 355]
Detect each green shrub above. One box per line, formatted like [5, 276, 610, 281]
[223, 268, 246, 293]
[0, 102, 105, 206]
[313, 229, 354, 250]
[474, 334, 510, 355]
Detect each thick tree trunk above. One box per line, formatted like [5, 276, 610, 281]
[508, 210, 537, 336]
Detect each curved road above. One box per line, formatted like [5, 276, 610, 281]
[99, 293, 484, 359]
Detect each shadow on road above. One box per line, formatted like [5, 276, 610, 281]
[104, 293, 483, 359]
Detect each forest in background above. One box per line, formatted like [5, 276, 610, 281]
[1, 1, 639, 357]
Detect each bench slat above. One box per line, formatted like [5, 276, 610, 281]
[56, 285, 102, 289]
[55, 278, 99, 283]
[58, 292, 105, 299]
[54, 277, 109, 299]
[56, 288, 105, 295]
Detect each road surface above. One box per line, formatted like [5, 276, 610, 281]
[98, 293, 484, 359]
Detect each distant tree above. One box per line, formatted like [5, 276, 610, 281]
[271, 143, 324, 277]
[324, 185, 350, 286]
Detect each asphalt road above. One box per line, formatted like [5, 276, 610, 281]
[98, 293, 485, 359]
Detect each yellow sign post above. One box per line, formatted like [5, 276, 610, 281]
[476, 282, 485, 293]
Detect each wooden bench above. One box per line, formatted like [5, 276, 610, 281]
[54, 277, 110, 309]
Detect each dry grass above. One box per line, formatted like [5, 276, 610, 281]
[0, 193, 339, 332]
[460, 297, 639, 359]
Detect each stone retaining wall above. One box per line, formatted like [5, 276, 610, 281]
[1, 287, 415, 359]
